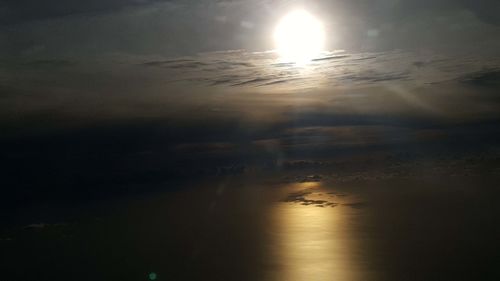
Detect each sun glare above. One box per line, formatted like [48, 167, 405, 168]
[274, 10, 325, 64]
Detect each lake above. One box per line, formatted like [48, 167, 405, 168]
[2, 173, 499, 281]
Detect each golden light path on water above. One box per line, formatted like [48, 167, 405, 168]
[268, 182, 366, 281]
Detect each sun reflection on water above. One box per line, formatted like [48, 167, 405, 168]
[268, 183, 365, 281]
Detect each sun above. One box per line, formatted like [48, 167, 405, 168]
[274, 10, 325, 63]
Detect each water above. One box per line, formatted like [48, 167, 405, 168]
[2, 175, 500, 281]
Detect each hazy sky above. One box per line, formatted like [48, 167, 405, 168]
[1, 0, 500, 205]
[2, 4, 500, 280]
[1, 0, 500, 59]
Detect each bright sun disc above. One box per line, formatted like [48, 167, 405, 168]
[274, 10, 325, 63]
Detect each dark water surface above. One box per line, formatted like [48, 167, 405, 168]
[2, 175, 500, 281]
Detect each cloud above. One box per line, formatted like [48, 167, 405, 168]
[0, 0, 165, 24]
[1, 1, 500, 220]
[460, 68, 500, 86]
[342, 202, 368, 209]
[141, 50, 500, 90]
[22, 59, 76, 68]
[392, 0, 500, 26]
[283, 189, 339, 207]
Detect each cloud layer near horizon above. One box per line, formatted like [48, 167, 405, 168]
[2, 47, 500, 207]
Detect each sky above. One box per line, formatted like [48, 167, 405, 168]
[1, 0, 500, 58]
[1, 0, 500, 208]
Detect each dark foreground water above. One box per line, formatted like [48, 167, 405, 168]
[2, 174, 500, 281]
